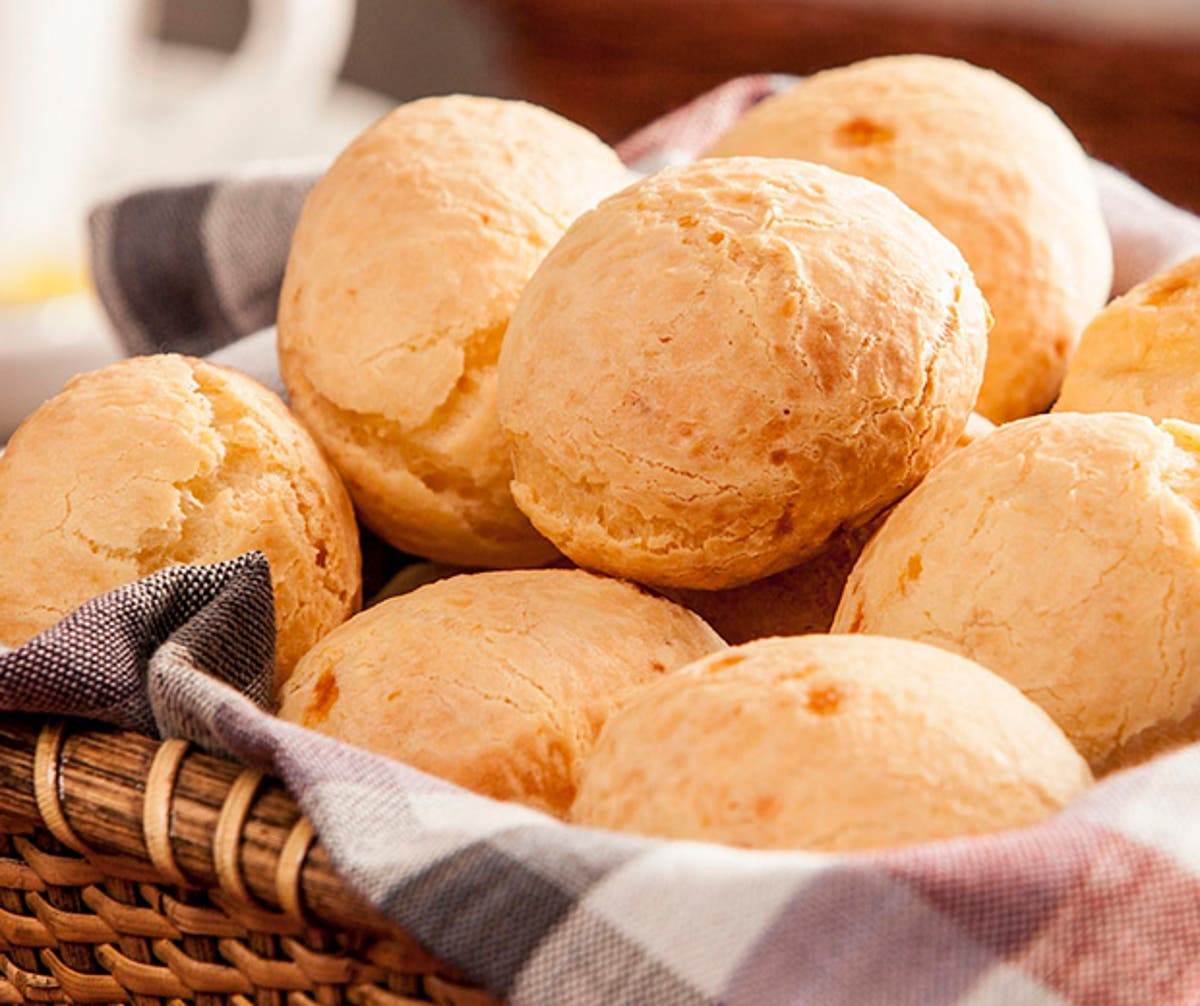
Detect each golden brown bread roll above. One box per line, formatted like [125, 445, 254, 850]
[278, 95, 630, 568]
[277, 568, 725, 816]
[1055, 255, 1200, 422]
[706, 55, 1113, 423]
[0, 355, 361, 685]
[573, 635, 1092, 850]
[834, 412, 1200, 773]
[499, 157, 989, 590]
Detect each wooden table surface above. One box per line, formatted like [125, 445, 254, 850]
[483, 0, 1200, 212]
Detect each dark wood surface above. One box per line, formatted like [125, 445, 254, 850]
[485, 0, 1200, 211]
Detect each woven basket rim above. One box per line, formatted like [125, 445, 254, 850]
[0, 714, 389, 937]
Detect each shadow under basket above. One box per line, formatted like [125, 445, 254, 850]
[0, 716, 496, 1005]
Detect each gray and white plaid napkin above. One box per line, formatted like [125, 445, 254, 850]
[5, 78, 1200, 1005]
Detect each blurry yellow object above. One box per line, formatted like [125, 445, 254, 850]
[0, 261, 88, 306]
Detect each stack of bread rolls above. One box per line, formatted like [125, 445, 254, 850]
[7, 54, 1200, 854]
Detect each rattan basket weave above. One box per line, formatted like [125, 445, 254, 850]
[0, 715, 495, 1004]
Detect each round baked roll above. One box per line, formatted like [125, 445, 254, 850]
[278, 95, 630, 568]
[572, 635, 1092, 850]
[1055, 256, 1200, 422]
[499, 157, 989, 590]
[0, 355, 361, 685]
[706, 55, 1112, 423]
[833, 412, 1200, 773]
[277, 568, 724, 816]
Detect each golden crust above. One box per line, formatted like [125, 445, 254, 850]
[278, 95, 630, 566]
[499, 157, 989, 590]
[0, 355, 361, 685]
[276, 568, 725, 817]
[707, 55, 1113, 422]
[1055, 255, 1200, 422]
[572, 635, 1092, 850]
[833, 412, 1200, 773]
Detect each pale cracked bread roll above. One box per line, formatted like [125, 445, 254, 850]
[1055, 256, 1200, 422]
[499, 158, 989, 590]
[572, 636, 1092, 851]
[0, 355, 361, 685]
[277, 568, 724, 816]
[278, 95, 630, 568]
[833, 412, 1200, 774]
[706, 55, 1113, 423]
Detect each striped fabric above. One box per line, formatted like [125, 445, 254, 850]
[4, 78, 1198, 1004]
[5, 554, 1200, 1004]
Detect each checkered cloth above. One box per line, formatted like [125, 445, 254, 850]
[88, 76, 1200, 368]
[6, 78, 1200, 1005]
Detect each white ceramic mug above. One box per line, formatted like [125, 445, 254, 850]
[0, 0, 355, 274]
[0, 0, 356, 441]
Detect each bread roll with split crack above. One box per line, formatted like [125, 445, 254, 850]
[279, 95, 630, 568]
[0, 354, 361, 686]
[499, 157, 989, 590]
[834, 412, 1200, 774]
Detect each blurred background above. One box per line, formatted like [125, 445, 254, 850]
[163, 0, 1200, 210]
[2, 0, 1198, 439]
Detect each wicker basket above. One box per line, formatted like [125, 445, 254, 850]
[0, 715, 495, 1005]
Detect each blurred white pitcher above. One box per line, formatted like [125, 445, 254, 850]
[0, 0, 355, 276]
